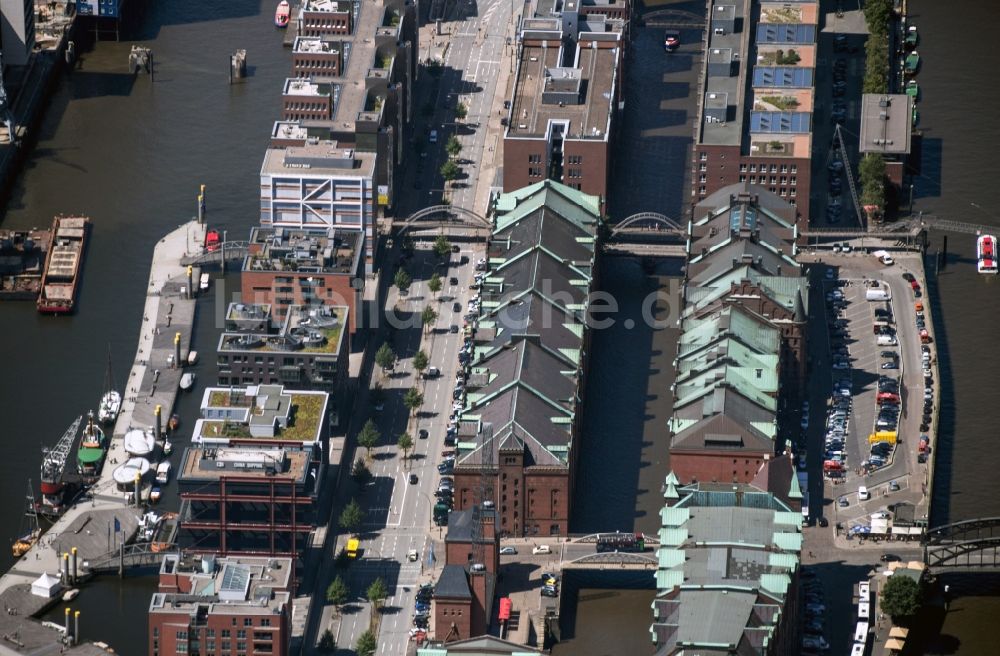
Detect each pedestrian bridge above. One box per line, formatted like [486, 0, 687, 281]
[923, 517, 1000, 570]
[181, 241, 249, 266]
[83, 542, 176, 574]
[557, 533, 661, 571]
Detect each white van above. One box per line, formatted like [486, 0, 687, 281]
[858, 486, 870, 501]
[873, 250, 894, 265]
[876, 334, 898, 346]
[865, 287, 891, 301]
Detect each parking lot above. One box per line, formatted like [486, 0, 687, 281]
[798, 251, 934, 535]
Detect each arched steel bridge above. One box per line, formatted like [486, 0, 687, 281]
[607, 212, 685, 240]
[923, 517, 1000, 570]
[604, 212, 687, 257]
[392, 204, 492, 235]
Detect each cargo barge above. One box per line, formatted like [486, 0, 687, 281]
[0, 226, 52, 300]
[37, 215, 90, 314]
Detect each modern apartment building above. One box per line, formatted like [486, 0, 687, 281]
[265, 0, 417, 242]
[149, 554, 292, 656]
[451, 180, 600, 537]
[502, 0, 628, 210]
[176, 385, 329, 557]
[217, 303, 349, 419]
[693, 0, 818, 221]
[241, 226, 363, 325]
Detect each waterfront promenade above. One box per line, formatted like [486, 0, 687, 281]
[0, 221, 204, 651]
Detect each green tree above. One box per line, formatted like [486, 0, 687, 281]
[358, 419, 381, 458]
[428, 272, 443, 296]
[338, 499, 364, 535]
[403, 387, 424, 415]
[356, 630, 378, 656]
[318, 628, 336, 652]
[351, 456, 371, 485]
[375, 343, 397, 373]
[446, 135, 462, 159]
[397, 432, 414, 462]
[433, 234, 452, 259]
[394, 268, 412, 295]
[880, 575, 922, 620]
[413, 349, 429, 374]
[366, 577, 389, 611]
[326, 575, 349, 611]
[421, 306, 438, 332]
[440, 159, 460, 182]
[426, 59, 443, 78]
[454, 101, 468, 121]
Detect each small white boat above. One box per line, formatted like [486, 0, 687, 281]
[150, 487, 162, 503]
[199, 273, 210, 292]
[155, 462, 171, 485]
[62, 589, 80, 602]
[98, 390, 122, 424]
[275, 0, 290, 27]
[187, 350, 199, 365]
[163, 439, 173, 456]
[977, 234, 998, 274]
[180, 372, 196, 391]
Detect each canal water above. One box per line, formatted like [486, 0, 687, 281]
[0, 0, 288, 647]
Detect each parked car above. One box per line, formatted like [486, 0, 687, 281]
[500, 546, 518, 555]
[532, 545, 552, 555]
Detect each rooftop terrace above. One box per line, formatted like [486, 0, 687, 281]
[152, 554, 292, 615]
[193, 385, 329, 444]
[178, 446, 312, 483]
[219, 304, 347, 356]
[245, 226, 362, 274]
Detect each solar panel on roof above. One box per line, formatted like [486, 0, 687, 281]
[752, 67, 813, 88]
[750, 111, 811, 133]
[756, 23, 815, 44]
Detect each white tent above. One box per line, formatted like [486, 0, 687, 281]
[31, 571, 61, 598]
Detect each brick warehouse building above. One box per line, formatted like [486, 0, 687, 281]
[692, 0, 818, 221]
[149, 554, 292, 656]
[502, 1, 627, 211]
[450, 181, 601, 537]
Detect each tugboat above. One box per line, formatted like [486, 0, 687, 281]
[275, 0, 291, 28]
[76, 412, 107, 478]
[904, 51, 920, 76]
[905, 79, 920, 100]
[905, 25, 919, 48]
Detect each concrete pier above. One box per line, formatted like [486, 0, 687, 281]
[0, 221, 205, 650]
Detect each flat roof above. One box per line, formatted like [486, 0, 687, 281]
[194, 385, 329, 444]
[293, 36, 341, 54]
[152, 554, 292, 616]
[261, 142, 376, 178]
[219, 304, 347, 356]
[859, 94, 913, 155]
[178, 446, 311, 483]
[507, 36, 620, 140]
[245, 226, 362, 275]
[698, 0, 747, 146]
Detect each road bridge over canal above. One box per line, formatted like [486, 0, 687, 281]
[923, 517, 1000, 570]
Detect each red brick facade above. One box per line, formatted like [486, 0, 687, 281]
[694, 145, 812, 222]
[240, 269, 358, 333]
[453, 465, 569, 538]
[670, 450, 770, 486]
[434, 597, 473, 642]
[299, 8, 351, 38]
[292, 46, 343, 77]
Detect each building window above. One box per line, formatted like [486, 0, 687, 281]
[528, 167, 542, 177]
[780, 165, 788, 173]
[790, 188, 796, 197]
[790, 176, 797, 185]
[749, 164, 757, 173]
[699, 164, 707, 172]
[221, 630, 231, 638]
[261, 619, 270, 627]
[177, 631, 188, 640]
[237, 630, 246, 639]
[528, 154, 542, 163]
[739, 175, 746, 182]
[699, 152, 707, 161]
[770, 164, 777, 173]
[739, 163, 747, 172]
[790, 165, 797, 174]
[749, 176, 756, 184]
[244, 618, 252, 627]
[780, 176, 787, 185]
[567, 168, 582, 179]
[699, 174, 706, 183]
[567, 155, 583, 164]
[699, 186, 706, 195]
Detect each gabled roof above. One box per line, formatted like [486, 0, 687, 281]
[684, 267, 809, 322]
[694, 183, 798, 226]
[671, 387, 776, 440]
[417, 634, 544, 655]
[687, 238, 799, 287]
[676, 337, 779, 387]
[670, 412, 775, 452]
[476, 291, 586, 367]
[678, 306, 781, 361]
[493, 179, 602, 231]
[456, 339, 577, 469]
